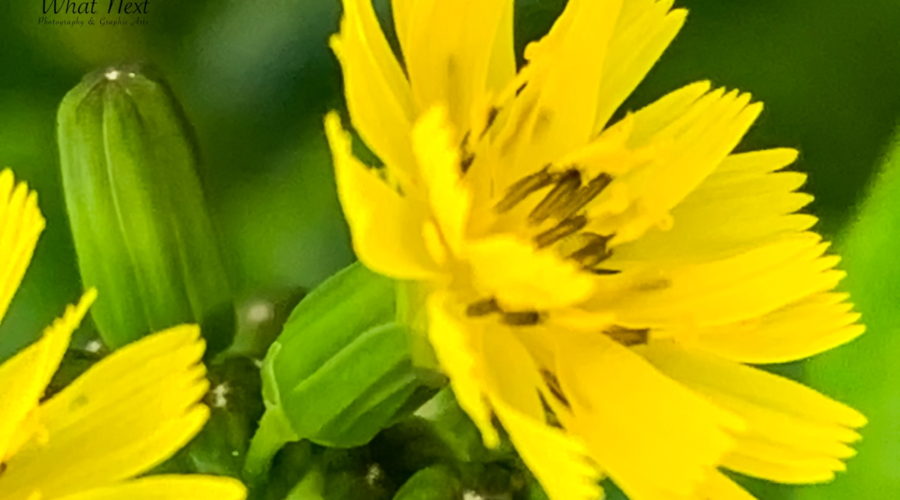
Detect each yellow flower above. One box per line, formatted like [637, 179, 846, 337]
[0, 169, 245, 500]
[325, 1, 866, 499]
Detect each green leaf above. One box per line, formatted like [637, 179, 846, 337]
[797, 132, 900, 498]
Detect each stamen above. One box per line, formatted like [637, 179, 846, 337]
[495, 166, 556, 212]
[466, 298, 501, 317]
[541, 369, 570, 408]
[460, 152, 475, 173]
[515, 82, 527, 96]
[479, 106, 500, 140]
[529, 169, 581, 223]
[459, 131, 475, 173]
[568, 232, 613, 267]
[604, 326, 649, 346]
[555, 173, 613, 220]
[535, 215, 588, 248]
[502, 310, 541, 326]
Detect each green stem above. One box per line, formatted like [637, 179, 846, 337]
[243, 407, 298, 488]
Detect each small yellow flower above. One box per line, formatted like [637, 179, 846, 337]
[0, 169, 245, 500]
[325, 1, 866, 499]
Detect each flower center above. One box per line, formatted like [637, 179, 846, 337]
[495, 166, 618, 274]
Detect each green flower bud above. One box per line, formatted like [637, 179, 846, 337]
[244, 262, 438, 484]
[57, 66, 233, 352]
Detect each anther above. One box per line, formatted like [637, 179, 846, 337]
[604, 326, 649, 346]
[535, 215, 588, 248]
[529, 169, 581, 223]
[459, 131, 475, 174]
[515, 82, 527, 96]
[479, 106, 500, 140]
[590, 268, 621, 275]
[555, 173, 613, 220]
[568, 232, 613, 267]
[460, 152, 475, 173]
[466, 298, 501, 317]
[502, 310, 541, 326]
[495, 166, 555, 213]
[541, 369, 570, 408]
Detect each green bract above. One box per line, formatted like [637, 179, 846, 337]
[393, 466, 463, 500]
[57, 67, 233, 352]
[245, 262, 435, 483]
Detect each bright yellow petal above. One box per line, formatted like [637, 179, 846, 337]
[394, 0, 514, 133]
[0, 169, 45, 323]
[641, 341, 865, 485]
[0, 326, 210, 498]
[332, 0, 416, 186]
[588, 233, 844, 328]
[466, 235, 594, 311]
[52, 475, 246, 500]
[410, 108, 470, 254]
[482, 328, 602, 500]
[611, 149, 815, 265]
[426, 293, 498, 447]
[681, 292, 864, 364]
[325, 113, 442, 280]
[697, 472, 757, 500]
[593, 0, 687, 131]
[494, 398, 603, 500]
[0, 290, 95, 462]
[497, 0, 623, 178]
[589, 85, 763, 245]
[556, 333, 742, 500]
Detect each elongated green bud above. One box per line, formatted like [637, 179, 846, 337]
[57, 67, 233, 352]
[244, 262, 437, 484]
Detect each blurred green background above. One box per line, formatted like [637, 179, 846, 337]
[0, 0, 897, 498]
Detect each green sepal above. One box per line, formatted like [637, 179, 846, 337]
[392, 465, 463, 500]
[245, 262, 439, 483]
[57, 66, 233, 352]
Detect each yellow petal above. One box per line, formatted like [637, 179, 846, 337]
[0, 326, 210, 498]
[482, 328, 603, 500]
[325, 113, 441, 280]
[498, 0, 623, 176]
[641, 341, 865, 484]
[593, 0, 687, 131]
[0, 169, 45, 323]
[332, 0, 416, 186]
[589, 233, 844, 328]
[411, 108, 470, 254]
[426, 293, 498, 447]
[466, 235, 594, 311]
[590, 85, 763, 244]
[612, 149, 815, 265]
[681, 292, 864, 364]
[697, 472, 757, 500]
[395, 0, 515, 132]
[556, 334, 741, 500]
[0, 290, 95, 461]
[52, 475, 246, 500]
[494, 398, 603, 500]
